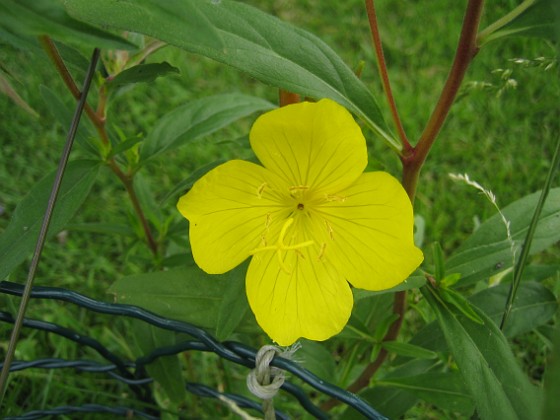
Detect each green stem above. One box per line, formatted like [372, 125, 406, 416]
[500, 135, 560, 330]
[477, 0, 535, 45]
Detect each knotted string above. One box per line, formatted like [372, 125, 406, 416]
[246, 345, 287, 419]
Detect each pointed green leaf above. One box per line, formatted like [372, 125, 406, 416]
[541, 321, 560, 419]
[132, 322, 186, 404]
[298, 340, 336, 384]
[422, 284, 541, 420]
[140, 93, 274, 161]
[64, 0, 396, 150]
[109, 62, 180, 89]
[0, 0, 135, 50]
[0, 160, 100, 280]
[343, 359, 439, 419]
[377, 372, 474, 415]
[479, 0, 560, 45]
[470, 281, 557, 338]
[215, 261, 249, 341]
[447, 188, 560, 286]
[108, 262, 227, 330]
[40, 85, 99, 156]
[381, 341, 438, 360]
[161, 159, 226, 204]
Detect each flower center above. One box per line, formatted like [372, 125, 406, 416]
[297, 203, 304, 210]
[250, 218, 314, 274]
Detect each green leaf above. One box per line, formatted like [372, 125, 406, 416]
[132, 173, 163, 230]
[108, 136, 143, 158]
[0, 160, 100, 280]
[422, 284, 541, 420]
[0, 0, 135, 50]
[377, 372, 474, 415]
[64, 0, 396, 151]
[471, 281, 557, 338]
[215, 262, 249, 341]
[0, 71, 39, 118]
[352, 274, 426, 301]
[343, 359, 438, 419]
[40, 85, 99, 156]
[479, 0, 560, 45]
[108, 262, 228, 330]
[402, 281, 558, 369]
[447, 188, 560, 287]
[161, 159, 226, 204]
[109, 62, 180, 89]
[132, 322, 186, 404]
[541, 321, 560, 419]
[140, 93, 275, 162]
[381, 341, 438, 360]
[298, 340, 336, 384]
[65, 222, 133, 236]
[439, 288, 484, 324]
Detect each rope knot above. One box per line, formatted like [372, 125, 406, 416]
[246, 345, 285, 400]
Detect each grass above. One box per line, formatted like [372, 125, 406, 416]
[1, 0, 558, 418]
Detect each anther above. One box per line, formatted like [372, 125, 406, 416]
[257, 182, 267, 198]
[250, 218, 315, 274]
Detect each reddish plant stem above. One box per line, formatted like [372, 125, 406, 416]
[40, 36, 159, 257]
[365, 0, 412, 155]
[323, 0, 485, 411]
[279, 89, 301, 106]
[402, 0, 483, 199]
[39, 36, 109, 145]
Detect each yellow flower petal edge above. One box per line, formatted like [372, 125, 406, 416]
[250, 99, 367, 195]
[247, 242, 353, 347]
[177, 160, 290, 274]
[177, 99, 424, 345]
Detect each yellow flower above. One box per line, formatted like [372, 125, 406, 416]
[177, 99, 423, 346]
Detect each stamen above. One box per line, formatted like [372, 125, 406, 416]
[289, 185, 309, 192]
[325, 220, 334, 240]
[257, 182, 267, 198]
[289, 185, 310, 199]
[325, 194, 346, 202]
[250, 218, 315, 274]
[317, 243, 327, 261]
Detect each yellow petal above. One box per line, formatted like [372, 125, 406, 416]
[312, 172, 423, 290]
[177, 160, 290, 274]
[246, 242, 353, 346]
[250, 99, 367, 195]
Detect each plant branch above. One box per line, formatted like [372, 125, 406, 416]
[365, 0, 412, 155]
[38, 36, 108, 145]
[40, 36, 159, 257]
[322, 2, 486, 409]
[407, 0, 484, 169]
[109, 160, 159, 256]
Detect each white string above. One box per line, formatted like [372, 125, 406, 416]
[246, 345, 285, 400]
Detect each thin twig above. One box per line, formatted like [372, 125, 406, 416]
[0, 48, 101, 403]
[40, 36, 159, 257]
[365, 0, 412, 154]
[38, 36, 108, 145]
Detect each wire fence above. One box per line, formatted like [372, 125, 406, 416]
[0, 280, 387, 419]
[0, 46, 388, 420]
